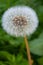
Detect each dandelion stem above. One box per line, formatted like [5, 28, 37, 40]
[24, 35, 33, 65]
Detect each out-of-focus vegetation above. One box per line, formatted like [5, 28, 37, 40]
[0, 0, 43, 65]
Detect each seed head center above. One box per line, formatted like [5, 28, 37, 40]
[13, 16, 27, 27]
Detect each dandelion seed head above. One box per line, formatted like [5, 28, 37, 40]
[2, 6, 39, 37]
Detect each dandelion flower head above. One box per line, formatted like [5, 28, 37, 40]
[2, 6, 39, 37]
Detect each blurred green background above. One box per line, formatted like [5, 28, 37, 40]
[0, 0, 43, 65]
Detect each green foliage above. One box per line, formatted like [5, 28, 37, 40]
[0, 0, 43, 65]
[0, 51, 28, 65]
[37, 57, 43, 65]
[29, 32, 43, 56]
